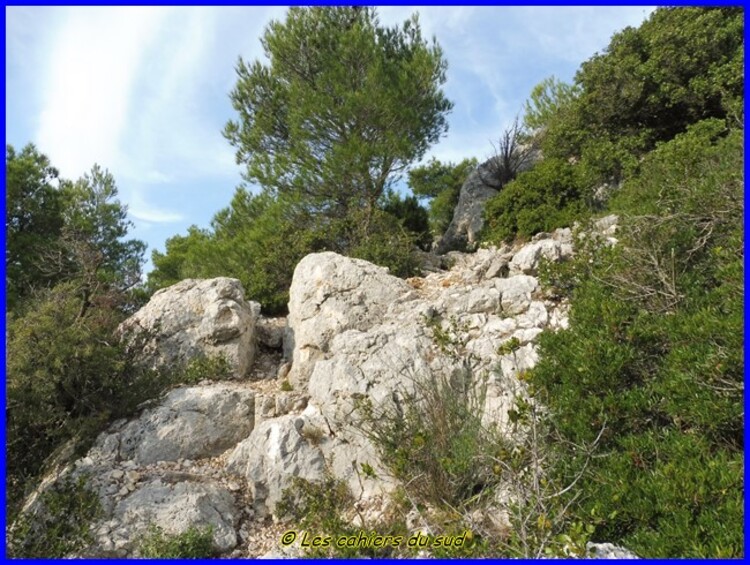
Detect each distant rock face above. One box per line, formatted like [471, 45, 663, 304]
[118, 278, 261, 378]
[438, 150, 540, 253]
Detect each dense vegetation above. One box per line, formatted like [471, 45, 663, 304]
[483, 6, 743, 244]
[5, 146, 233, 534]
[481, 6, 744, 558]
[5, 5, 743, 559]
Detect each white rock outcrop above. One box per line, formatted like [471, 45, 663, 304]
[105, 384, 255, 465]
[286, 252, 413, 388]
[118, 278, 261, 378]
[16, 218, 626, 558]
[226, 411, 327, 517]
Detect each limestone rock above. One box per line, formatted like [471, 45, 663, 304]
[256, 317, 286, 350]
[95, 384, 255, 465]
[508, 228, 574, 276]
[586, 542, 639, 559]
[226, 413, 326, 517]
[286, 252, 413, 387]
[437, 150, 539, 253]
[102, 480, 240, 555]
[118, 278, 260, 378]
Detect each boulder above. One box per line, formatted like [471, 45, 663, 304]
[437, 149, 539, 253]
[97, 479, 240, 556]
[226, 412, 327, 517]
[90, 384, 255, 466]
[586, 542, 639, 559]
[118, 278, 260, 378]
[286, 252, 413, 387]
[508, 229, 574, 276]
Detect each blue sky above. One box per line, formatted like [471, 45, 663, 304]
[6, 6, 654, 273]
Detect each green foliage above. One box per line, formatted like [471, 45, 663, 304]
[179, 354, 234, 384]
[8, 475, 101, 558]
[6, 146, 146, 315]
[537, 7, 742, 183]
[148, 187, 421, 314]
[6, 285, 148, 507]
[277, 474, 361, 557]
[57, 165, 146, 292]
[6, 285, 231, 517]
[529, 121, 743, 557]
[359, 317, 506, 509]
[523, 76, 581, 134]
[381, 191, 432, 250]
[408, 157, 477, 235]
[150, 7, 451, 312]
[280, 379, 293, 392]
[224, 6, 452, 216]
[483, 158, 588, 243]
[139, 525, 217, 558]
[147, 226, 212, 291]
[149, 191, 325, 314]
[5, 144, 64, 311]
[344, 207, 421, 278]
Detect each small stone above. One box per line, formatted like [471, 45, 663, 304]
[126, 470, 141, 482]
[110, 469, 124, 480]
[118, 486, 129, 496]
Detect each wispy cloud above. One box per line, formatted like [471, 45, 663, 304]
[128, 189, 184, 224]
[35, 7, 171, 178]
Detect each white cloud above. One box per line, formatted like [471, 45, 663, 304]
[35, 7, 171, 179]
[128, 189, 184, 224]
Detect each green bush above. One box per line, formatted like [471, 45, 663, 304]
[482, 158, 587, 243]
[6, 283, 237, 518]
[139, 525, 217, 558]
[277, 473, 410, 558]
[346, 208, 420, 278]
[382, 191, 432, 250]
[528, 121, 743, 557]
[359, 316, 508, 509]
[149, 190, 420, 314]
[8, 475, 101, 558]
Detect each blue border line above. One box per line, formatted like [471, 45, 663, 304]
[2, 3, 746, 563]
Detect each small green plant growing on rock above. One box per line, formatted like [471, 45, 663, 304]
[280, 379, 293, 392]
[496, 336, 522, 356]
[179, 354, 233, 384]
[138, 524, 217, 558]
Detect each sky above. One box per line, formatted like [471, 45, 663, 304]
[5, 6, 655, 273]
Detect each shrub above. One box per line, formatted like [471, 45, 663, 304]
[139, 525, 217, 558]
[528, 121, 743, 557]
[482, 158, 587, 243]
[8, 475, 101, 558]
[358, 316, 506, 509]
[6, 283, 237, 519]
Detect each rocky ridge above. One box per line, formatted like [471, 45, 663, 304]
[16, 217, 631, 558]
